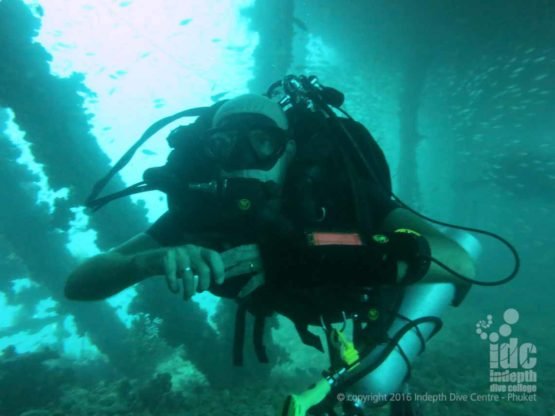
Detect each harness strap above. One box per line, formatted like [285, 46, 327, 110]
[233, 303, 248, 366]
[294, 322, 324, 352]
[253, 314, 270, 363]
[233, 301, 272, 365]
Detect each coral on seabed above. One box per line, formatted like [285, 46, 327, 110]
[0, 347, 72, 416]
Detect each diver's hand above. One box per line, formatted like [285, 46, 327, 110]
[161, 245, 225, 300]
[220, 244, 265, 298]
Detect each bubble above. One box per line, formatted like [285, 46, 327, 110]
[489, 332, 499, 343]
[476, 328, 482, 334]
[499, 324, 512, 337]
[480, 333, 488, 340]
[504, 308, 519, 325]
[476, 323, 481, 327]
[487, 314, 493, 321]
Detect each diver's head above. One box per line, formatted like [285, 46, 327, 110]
[205, 94, 296, 186]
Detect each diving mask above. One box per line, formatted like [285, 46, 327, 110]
[204, 114, 288, 171]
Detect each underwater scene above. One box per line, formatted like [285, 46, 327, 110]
[0, 0, 554, 415]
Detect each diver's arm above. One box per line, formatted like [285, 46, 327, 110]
[64, 233, 226, 301]
[64, 233, 164, 301]
[379, 207, 476, 285]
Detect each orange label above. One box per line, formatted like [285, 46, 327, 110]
[308, 232, 363, 246]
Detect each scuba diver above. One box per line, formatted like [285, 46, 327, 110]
[65, 76, 517, 416]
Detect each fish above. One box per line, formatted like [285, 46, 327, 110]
[293, 17, 309, 32]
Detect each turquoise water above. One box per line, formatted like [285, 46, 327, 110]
[0, 1, 553, 415]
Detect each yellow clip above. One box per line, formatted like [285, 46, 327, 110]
[335, 330, 360, 366]
[394, 228, 421, 237]
[372, 234, 389, 244]
[237, 198, 252, 211]
[368, 308, 379, 321]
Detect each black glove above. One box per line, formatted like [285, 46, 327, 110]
[382, 229, 432, 284]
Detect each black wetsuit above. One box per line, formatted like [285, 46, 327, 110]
[147, 118, 397, 245]
[145, 120, 400, 323]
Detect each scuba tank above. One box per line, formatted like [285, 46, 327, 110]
[281, 228, 483, 416]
